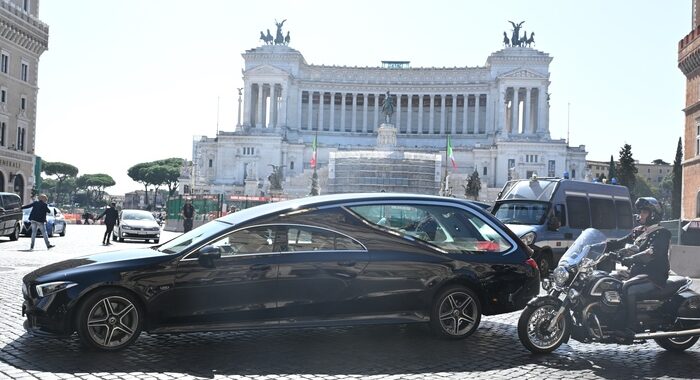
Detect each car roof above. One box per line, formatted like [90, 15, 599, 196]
[218, 193, 488, 226]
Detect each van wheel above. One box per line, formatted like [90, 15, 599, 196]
[538, 253, 552, 277]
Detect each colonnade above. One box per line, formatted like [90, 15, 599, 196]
[502, 86, 547, 135]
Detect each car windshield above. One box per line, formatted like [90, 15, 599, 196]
[122, 211, 155, 221]
[22, 207, 54, 216]
[492, 201, 550, 225]
[558, 228, 608, 268]
[157, 220, 230, 255]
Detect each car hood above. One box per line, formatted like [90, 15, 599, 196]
[23, 248, 172, 283]
[504, 224, 537, 238]
[121, 220, 159, 228]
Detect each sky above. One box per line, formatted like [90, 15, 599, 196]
[35, 0, 691, 194]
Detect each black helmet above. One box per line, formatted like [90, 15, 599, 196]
[635, 197, 662, 225]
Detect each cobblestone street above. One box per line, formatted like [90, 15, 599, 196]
[1, 226, 700, 379]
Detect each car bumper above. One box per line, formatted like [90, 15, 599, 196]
[22, 298, 74, 337]
[120, 231, 160, 240]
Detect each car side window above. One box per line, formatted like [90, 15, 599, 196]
[210, 226, 277, 257]
[348, 204, 512, 254]
[284, 225, 364, 252]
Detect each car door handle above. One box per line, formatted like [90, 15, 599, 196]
[249, 264, 271, 271]
[337, 261, 356, 267]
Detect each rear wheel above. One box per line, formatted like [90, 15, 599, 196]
[9, 223, 20, 241]
[60, 225, 66, 237]
[655, 336, 699, 352]
[518, 299, 570, 354]
[430, 285, 481, 339]
[76, 288, 142, 351]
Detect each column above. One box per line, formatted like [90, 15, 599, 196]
[257, 83, 264, 128]
[243, 82, 252, 126]
[450, 94, 457, 134]
[270, 85, 278, 128]
[373, 93, 379, 129]
[523, 88, 531, 134]
[537, 86, 546, 133]
[297, 89, 303, 129]
[429, 94, 435, 134]
[329, 92, 335, 131]
[511, 87, 519, 134]
[318, 91, 324, 131]
[396, 93, 402, 130]
[406, 94, 412, 133]
[474, 94, 480, 134]
[307, 90, 313, 130]
[362, 93, 368, 132]
[462, 94, 468, 134]
[418, 95, 424, 134]
[439, 95, 446, 134]
[351, 92, 357, 131]
[500, 89, 508, 137]
[261, 84, 268, 128]
[279, 85, 288, 128]
[340, 92, 347, 132]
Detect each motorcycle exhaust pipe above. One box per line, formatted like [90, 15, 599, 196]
[635, 327, 700, 340]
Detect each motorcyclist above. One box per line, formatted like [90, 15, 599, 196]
[606, 197, 671, 335]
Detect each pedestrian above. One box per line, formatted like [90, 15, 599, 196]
[181, 199, 195, 233]
[95, 201, 119, 245]
[21, 194, 55, 251]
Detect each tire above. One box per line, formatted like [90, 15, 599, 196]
[655, 336, 699, 352]
[60, 225, 66, 237]
[537, 254, 551, 278]
[112, 233, 117, 241]
[154, 240, 159, 244]
[46, 224, 53, 238]
[76, 288, 142, 351]
[518, 299, 570, 354]
[430, 285, 481, 339]
[9, 223, 20, 241]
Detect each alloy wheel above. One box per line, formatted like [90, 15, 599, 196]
[86, 296, 139, 349]
[438, 291, 478, 336]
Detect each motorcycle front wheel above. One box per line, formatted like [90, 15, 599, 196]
[518, 299, 570, 354]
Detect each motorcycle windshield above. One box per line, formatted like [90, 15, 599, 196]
[558, 228, 608, 268]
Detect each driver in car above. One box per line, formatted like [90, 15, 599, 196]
[605, 197, 671, 337]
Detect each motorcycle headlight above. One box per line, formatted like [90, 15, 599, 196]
[35, 281, 77, 298]
[552, 266, 570, 287]
[520, 232, 536, 246]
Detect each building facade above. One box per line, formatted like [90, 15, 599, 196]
[0, 0, 48, 203]
[187, 29, 586, 201]
[679, 0, 700, 218]
[587, 159, 672, 188]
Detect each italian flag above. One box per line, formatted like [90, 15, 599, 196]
[447, 135, 457, 169]
[310, 135, 318, 169]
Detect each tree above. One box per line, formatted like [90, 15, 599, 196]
[607, 154, 617, 182]
[77, 174, 116, 207]
[128, 162, 154, 208]
[672, 137, 683, 219]
[309, 168, 320, 196]
[128, 158, 184, 208]
[617, 144, 638, 198]
[652, 159, 670, 165]
[42, 161, 79, 205]
[463, 170, 482, 200]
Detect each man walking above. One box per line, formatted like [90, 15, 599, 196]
[21, 194, 54, 251]
[181, 199, 195, 233]
[95, 201, 119, 245]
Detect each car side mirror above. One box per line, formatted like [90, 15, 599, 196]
[197, 245, 221, 268]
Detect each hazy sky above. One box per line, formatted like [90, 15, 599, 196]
[35, 0, 690, 194]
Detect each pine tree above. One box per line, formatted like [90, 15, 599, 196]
[608, 154, 616, 181]
[309, 168, 320, 196]
[672, 137, 683, 219]
[617, 144, 638, 198]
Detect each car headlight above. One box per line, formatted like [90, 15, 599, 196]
[552, 266, 570, 287]
[121, 225, 133, 230]
[35, 281, 77, 298]
[520, 232, 536, 246]
[149, 227, 160, 231]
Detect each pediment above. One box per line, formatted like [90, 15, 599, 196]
[245, 64, 291, 77]
[499, 68, 547, 79]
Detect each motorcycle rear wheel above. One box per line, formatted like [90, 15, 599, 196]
[654, 336, 699, 352]
[518, 299, 570, 354]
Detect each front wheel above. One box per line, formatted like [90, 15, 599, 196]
[76, 288, 143, 351]
[655, 336, 699, 352]
[9, 223, 20, 241]
[518, 299, 570, 354]
[430, 285, 481, 339]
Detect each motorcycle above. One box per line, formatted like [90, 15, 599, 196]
[518, 228, 700, 353]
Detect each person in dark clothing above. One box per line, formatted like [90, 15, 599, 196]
[21, 194, 55, 251]
[181, 199, 195, 233]
[95, 202, 119, 245]
[606, 197, 670, 335]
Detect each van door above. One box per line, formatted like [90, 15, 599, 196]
[557, 195, 591, 260]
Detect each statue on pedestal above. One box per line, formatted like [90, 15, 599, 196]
[381, 90, 394, 124]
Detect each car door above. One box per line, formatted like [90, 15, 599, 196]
[159, 225, 281, 328]
[274, 224, 369, 324]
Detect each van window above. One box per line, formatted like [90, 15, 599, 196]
[590, 198, 615, 229]
[566, 196, 590, 229]
[615, 200, 633, 229]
